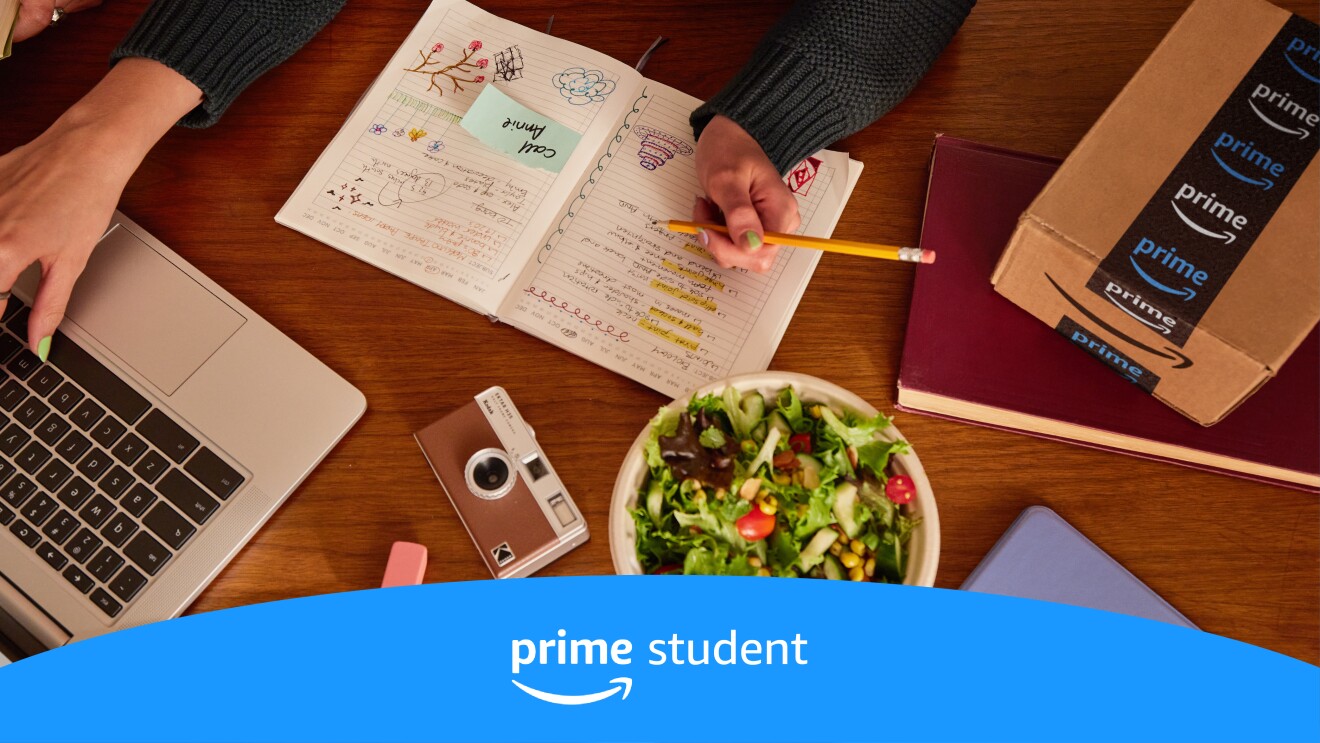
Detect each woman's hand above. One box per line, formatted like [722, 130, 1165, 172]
[692, 115, 800, 273]
[14, 0, 102, 43]
[0, 58, 201, 358]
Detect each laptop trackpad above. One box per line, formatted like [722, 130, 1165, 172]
[60, 224, 246, 396]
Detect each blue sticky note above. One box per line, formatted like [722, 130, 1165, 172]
[460, 85, 582, 173]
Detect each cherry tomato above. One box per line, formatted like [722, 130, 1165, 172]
[736, 505, 776, 541]
[885, 474, 916, 505]
[789, 433, 813, 454]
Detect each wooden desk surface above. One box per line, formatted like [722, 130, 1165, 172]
[2, 0, 1316, 663]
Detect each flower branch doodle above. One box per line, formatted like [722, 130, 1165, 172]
[404, 40, 489, 97]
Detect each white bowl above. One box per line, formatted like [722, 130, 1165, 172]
[609, 372, 940, 586]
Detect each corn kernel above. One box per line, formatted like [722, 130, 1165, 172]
[850, 539, 865, 556]
[714, 488, 727, 500]
[763, 495, 778, 508]
[748, 556, 763, 568]
[849, 565, 866, 581]
[809, 405, 822, 419]
[756, 567, 772, 577]
[864, 558, 876, 578]
[837, 531, 849, 545]
[829, 542, 843, 557]
[738, 478, 761, 500]
[840, 551, 862, 569]
[760, 502, 777, 516]
[773, 473, 791, 486]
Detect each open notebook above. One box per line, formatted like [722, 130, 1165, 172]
[277, 0, 861, 398]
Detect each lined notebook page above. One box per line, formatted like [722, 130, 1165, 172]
[498, 81, 859, 397]
[277, 0, 641, 315]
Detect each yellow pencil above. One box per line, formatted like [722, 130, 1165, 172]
[661, 220, 936, 264]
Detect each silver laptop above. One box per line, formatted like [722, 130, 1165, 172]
[0, 212, 365, 662]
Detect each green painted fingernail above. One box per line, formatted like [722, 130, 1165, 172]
[37, 336, 51, 363]
[745, 231, 763, 251]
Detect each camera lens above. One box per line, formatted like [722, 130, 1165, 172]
[472, 456, 509, 492]
[465, 448, 516, 500]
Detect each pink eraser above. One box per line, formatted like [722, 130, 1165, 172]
[921, 250, 937, 264]
[381, 541, 428, 588]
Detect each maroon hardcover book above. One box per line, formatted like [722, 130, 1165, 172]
[897, 135, 1319, 492]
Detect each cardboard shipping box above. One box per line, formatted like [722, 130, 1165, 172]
[992, 0, 1319, 425]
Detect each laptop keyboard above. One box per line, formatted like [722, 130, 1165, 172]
[0, 300, 245, 620]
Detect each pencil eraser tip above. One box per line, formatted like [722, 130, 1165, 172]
[921, 251, 936, 264]
[382, 541, 428, 588]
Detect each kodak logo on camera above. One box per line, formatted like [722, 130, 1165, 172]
[993, 0, 1319, 425]
[415, 387, 588, 577]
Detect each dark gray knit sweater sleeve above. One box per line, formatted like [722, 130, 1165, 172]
[111, 0, 346, 128]
[692, 0, 975, 174]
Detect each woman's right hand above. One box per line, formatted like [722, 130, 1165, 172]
[14, 0, 102, 42]
[692, 115, 801, 273]
[0, 58, 202, 359]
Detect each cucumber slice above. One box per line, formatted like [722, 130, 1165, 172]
[833, 482, 860, 538]
[822, 554, 845, 580]
[797, 453, 822, 489]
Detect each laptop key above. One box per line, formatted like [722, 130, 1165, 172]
[9, 520, 40, 548]
[0, 423, 30, 456]
[14, 397, 49, 429]
[48, 383, 83, 414]
[89, 589, 122, 618]
[78, 495, 116, 528]
[88, 547, 124, 582]
[157, 470, 219, 525]
[22, 494, 58, 526]
[41, 510, 79, 545]
[118, 484, 155, 518]
[0, 503, 12, 525]
[71, 399, 105, 431]
[0, 474, 37, 507]
[99, 466, 134, 499]
[137, 411, 198, 464]
[0, 334, 21, 364]
[109, 566, 147, 603]
[27, 366, 63, 397]
[77, 448, 112, 481]
[89, 416, 125, 447]
[16, 441, 52, 474]
[47, 333, 150, 424]
[63, 565, 94, 594]
[186, 448, 245, 500]
[144, 503, 196, 550]
[123, 532, 171, 576]
[5, 307, 29, 335]
[65, 528, 102, 564]
[133, 451, 168, 484]
[0, 459, 15, 486]
[36, 459, 73, 492]
[100, 513, 138, 547]
[56, 477, 94, 510]
[0, 379, 26, 411]
[35, 414, 72, 445]
[111, 434, 146, 465]
[7, 350, 41, 380]
[36, 541, 68, 570]
[55, 430, 92, 464]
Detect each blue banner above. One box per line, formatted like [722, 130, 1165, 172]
[0, 577, 1315, 742]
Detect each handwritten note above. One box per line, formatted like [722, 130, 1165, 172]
[460, 85, 582, 173]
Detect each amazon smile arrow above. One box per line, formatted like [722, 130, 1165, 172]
[512, 677, 633, 705]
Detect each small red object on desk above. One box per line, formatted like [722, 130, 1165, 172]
[381, 542, 428, 587]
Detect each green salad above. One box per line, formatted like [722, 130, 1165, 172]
[631, 386, 920, 582]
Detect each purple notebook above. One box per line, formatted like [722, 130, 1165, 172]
[960, 506, 1197, 628]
